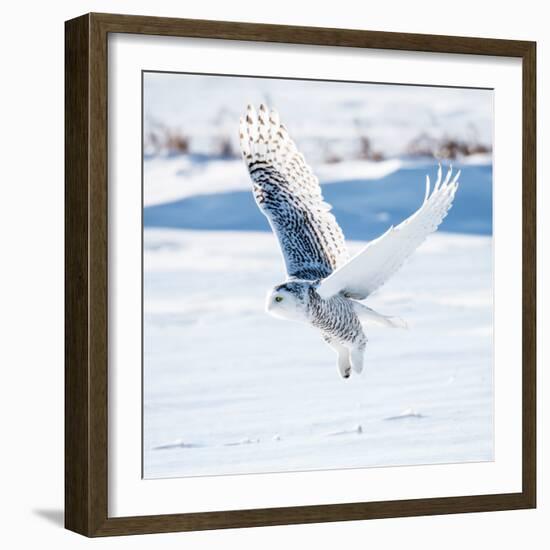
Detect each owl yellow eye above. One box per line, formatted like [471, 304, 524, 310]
[275, 296, 283, 303]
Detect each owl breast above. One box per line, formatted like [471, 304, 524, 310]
[307, 291, 365, 346]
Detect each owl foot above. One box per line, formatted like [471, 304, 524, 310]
[350, 343, 366, 374]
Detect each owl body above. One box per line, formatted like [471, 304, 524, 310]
[266, 281, 367, 378]
[240, 104, 459, 379]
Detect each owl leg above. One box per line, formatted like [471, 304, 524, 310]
[336, 345, 352, 379]
[350, 341, 366, 374]
[324, 338, 352, 379]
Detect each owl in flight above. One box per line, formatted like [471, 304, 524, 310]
[239, 104, 459, 379]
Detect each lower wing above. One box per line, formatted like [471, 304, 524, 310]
[317, 165, 460, 300]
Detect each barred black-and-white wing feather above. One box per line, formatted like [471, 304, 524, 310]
[318, 165, 460, 300]
[240, 104, 348, 281]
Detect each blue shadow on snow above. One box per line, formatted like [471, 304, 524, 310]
[143, 164, 492, 240]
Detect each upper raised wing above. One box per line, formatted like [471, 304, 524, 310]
[317, 165, 460, 300]
[239, 104, 348, 281]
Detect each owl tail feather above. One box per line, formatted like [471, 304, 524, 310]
[352, 302, 408, 329]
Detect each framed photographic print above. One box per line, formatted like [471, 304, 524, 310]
[65, 13, 536, 537]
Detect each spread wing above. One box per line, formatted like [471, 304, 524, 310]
[318, 165, 460, 300]
[240, 104, 348, 281]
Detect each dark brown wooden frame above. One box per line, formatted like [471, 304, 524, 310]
[65, 12, 537, 537]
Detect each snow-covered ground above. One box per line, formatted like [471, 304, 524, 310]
[143, 229, 493, 479]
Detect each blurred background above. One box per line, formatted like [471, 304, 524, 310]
[143, 73, 493, 239]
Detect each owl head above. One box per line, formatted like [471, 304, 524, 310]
[265, 281, 310, 322]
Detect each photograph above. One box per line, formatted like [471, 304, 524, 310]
[142, 72, 494, 479]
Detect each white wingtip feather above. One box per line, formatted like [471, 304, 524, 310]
[451, 169, 461, 185]
[424, 175, 431, 204]
[434, 163, 443, 191]
[443, 165, 453, 187]
[269, 109, 280, 127]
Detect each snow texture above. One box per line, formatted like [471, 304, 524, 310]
[144, 229, 493, 479]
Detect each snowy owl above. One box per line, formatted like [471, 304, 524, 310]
[239, 104, 459, 379]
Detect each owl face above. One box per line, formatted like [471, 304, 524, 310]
[265, 282, 309, 322]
